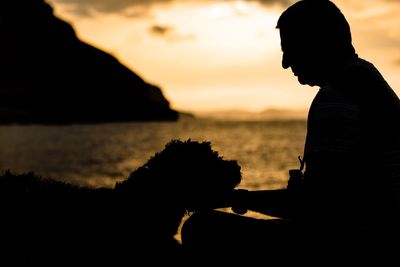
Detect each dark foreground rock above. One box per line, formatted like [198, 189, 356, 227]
[0, 0, 178, 124]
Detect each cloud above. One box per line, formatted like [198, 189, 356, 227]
[148, 24, 195, 41]
[149, 25, 172, 35]
[247, 0, 295, 5]
[50, 0, 294, 17]
[50, 0, 174, 17]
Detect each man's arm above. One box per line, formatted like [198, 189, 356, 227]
[233, 189, 295, 219]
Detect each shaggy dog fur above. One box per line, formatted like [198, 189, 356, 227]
[0, 139, 242, 266]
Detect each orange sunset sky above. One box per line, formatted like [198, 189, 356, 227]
[46, 0, 400, 113]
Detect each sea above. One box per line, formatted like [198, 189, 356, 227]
[0, 118, 307, 191]
[0, 118, 307, 239]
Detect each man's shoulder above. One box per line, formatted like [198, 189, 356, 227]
[341, 57, 387, 87]
[312, 58, 384, 119]
[347, 57, 374, 71]
[331, 57, 398, 105]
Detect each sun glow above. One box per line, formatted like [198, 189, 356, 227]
[48, 0, 400, 113]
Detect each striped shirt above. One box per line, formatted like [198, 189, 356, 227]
[302, 57, 400, 229]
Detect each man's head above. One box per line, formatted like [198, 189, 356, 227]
[277, 0, 356, 86]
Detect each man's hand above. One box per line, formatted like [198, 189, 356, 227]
[287, 169, 303, 191]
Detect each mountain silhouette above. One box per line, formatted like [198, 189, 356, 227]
[0, 0, 179, 124]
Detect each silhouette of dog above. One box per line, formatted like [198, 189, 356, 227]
[0, 139, 242, 266]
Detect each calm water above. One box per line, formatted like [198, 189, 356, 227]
[0, 118, 307, 190]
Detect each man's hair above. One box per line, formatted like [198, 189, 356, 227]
[276, 0, 355, 58]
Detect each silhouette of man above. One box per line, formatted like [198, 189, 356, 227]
[181, 0, 400, 264]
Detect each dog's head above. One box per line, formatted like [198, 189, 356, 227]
[115, 139, 242, 211]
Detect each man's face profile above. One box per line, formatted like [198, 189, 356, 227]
[280, 28, 326, 87]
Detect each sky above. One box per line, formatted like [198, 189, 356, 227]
[47, 0, 400, 113]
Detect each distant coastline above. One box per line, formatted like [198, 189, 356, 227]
[191, 108, 308, 121]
